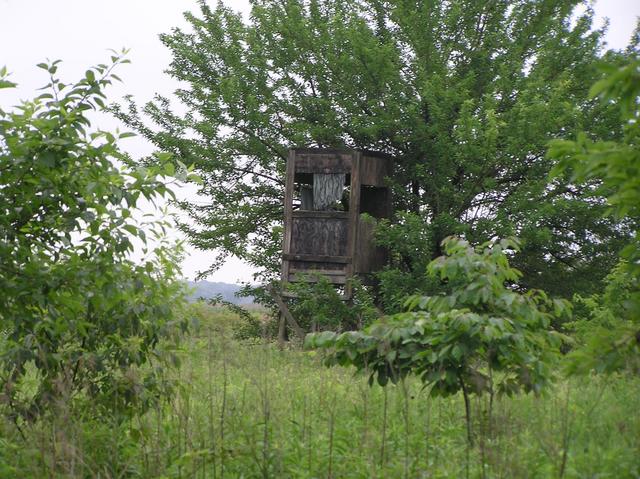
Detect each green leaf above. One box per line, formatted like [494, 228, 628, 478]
[0, 79, 17, 89]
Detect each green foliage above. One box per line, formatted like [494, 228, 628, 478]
[286, 275, 379, 332]
[307, 237, 568, 441]
[205, 295, 280, 341]
[568, 264, 640, 374]
[550, 59, 640, 275]
[373, 212, 453, 313]
[0, 55, 188, 421]
[549, 57, 640, 373]
[231, 312, 280, 342]
[114, 0, 631, 301]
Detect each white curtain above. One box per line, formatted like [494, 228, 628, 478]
[313, 173, 345, 210]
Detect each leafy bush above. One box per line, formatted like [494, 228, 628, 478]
[232, 313, 280, 342]
[0, 56, 190, 422]
[567, 263, 640, 373]
[286, 275, 379, 332]
[307, 237, 568, 443]
[207, 296, 281, 341]
[373, 212, 456, 313]
[549, 58, 640, 374]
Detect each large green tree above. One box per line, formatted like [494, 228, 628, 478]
[115, 0, 635, 299]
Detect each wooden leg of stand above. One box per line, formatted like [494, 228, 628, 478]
[267, 284, 305, 341]
[277, 313, 286, 349]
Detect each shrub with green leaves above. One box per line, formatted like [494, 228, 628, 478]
[372, 211, 457, 314]
[548, 58, 640, 374]
[568, 263, 640, 374]
[307, 237, 568, 442]
[286, 275, 379, 332]
[0, 56, 190, 422]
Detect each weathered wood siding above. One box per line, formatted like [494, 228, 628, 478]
[360, 152, 393, 187]
[355, 217, 388, 275]
[290, 215, 348, 257]
[294, 149, 352, 174]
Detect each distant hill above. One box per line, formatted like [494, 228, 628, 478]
[186, 281, 254, 305]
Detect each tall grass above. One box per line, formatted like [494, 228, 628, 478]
[1, 306, 639, 478]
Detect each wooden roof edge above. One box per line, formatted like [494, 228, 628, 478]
[289, 147, 393, 160]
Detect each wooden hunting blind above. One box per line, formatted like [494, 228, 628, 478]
[280, 148, 393, 295]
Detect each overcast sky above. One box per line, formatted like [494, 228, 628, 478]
[1, 0, 638, 283]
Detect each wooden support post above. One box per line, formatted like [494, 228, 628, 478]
[345, 150, 362, 299]
[277, 313, 286, 349]
[267, 284, 306, 341]
[281, 150, 296, 291]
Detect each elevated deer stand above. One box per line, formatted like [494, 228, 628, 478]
[270, 148, 392, 344]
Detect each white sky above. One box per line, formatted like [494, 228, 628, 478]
[1, 0, 638, 283]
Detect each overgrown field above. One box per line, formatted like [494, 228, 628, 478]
[1, 307, 639, 478]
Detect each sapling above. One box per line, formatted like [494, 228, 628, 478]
[307, 237, 569, 446]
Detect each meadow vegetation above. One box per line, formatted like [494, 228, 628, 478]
[0, 305, 638, 478]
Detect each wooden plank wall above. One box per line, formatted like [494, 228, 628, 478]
[294, 149, 352, 174]
[290, 216, 349, 257]
[355, 217, 388, 275]
[360, 152, 393, 186]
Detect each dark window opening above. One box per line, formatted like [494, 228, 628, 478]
[360, 185, 389, 219]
